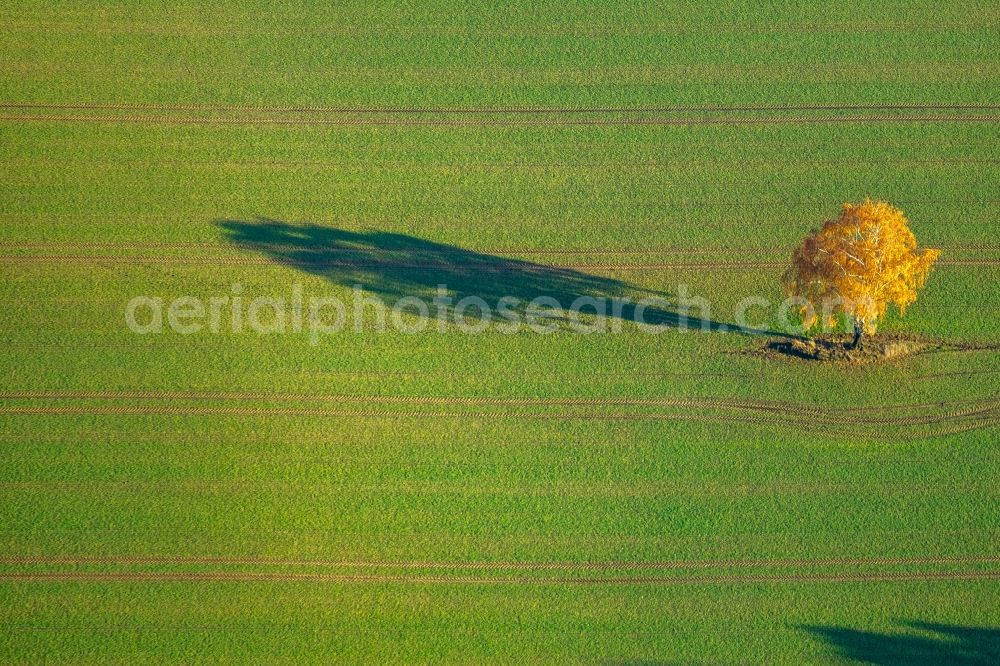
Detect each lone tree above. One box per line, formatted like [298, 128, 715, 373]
[782, 200, 940, 349]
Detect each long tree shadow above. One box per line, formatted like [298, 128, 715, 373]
[801, 621, 1000, 665]
[217, 217, 781, 334]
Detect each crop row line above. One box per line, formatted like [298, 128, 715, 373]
[0, 255, 787, 268]
[0, 405, 911, 441]
[1, 401, 998, 430]
[3, 114, 1000, 127]
[0, 256, 994, 268]
[6, 157, 1000, 169]
[2, 390, 994, 416]
[1, 528, 990, 540]
[1, 554, 996, 570]
[3, 102, 1000, 114]
[3, 199, 995, 213]
[1, 358, 998, 383]
[1, 243, 997, 254]
[1, 569, 997, 586]
[3, 480, 994, 497]
[5, 18, 999, 35]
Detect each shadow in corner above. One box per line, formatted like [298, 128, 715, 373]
[801, 621, 1000, 665]
[217, 217, 785, 335]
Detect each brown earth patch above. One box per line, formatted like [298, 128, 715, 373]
[761, 333, 949, 364]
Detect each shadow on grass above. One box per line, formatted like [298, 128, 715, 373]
[801, 621, 1000, 665]
[217, 217, 785, 335]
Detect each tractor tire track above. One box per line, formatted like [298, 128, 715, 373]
[4, 478, 993, 497]
[3, 389, 997, 416]
[4, 156, 1000, 170]
[1, 554, 997, 570]
[0, 255, 991, 268]
[2, 396, 999, 431]
[0, 254, 790, 269]
[3, 113, 999, 128]
[1, 569, 997, 586]
[0, 405, 914, 440]
[1, 243, 996, 254]
[3, 18, 999, 37]
[2, 102, 999, 114]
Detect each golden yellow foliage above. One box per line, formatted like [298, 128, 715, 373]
[782, 200, 940, 336]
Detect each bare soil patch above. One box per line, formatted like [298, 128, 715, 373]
[759, 333, 992, 365]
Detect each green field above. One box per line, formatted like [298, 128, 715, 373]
[2, 1, 999, 663]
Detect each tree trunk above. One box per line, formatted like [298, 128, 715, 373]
[850, 319, 864, 350]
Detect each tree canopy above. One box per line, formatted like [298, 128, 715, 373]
[783, 200, 940, 338]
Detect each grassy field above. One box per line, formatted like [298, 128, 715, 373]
[1, 1, 999, 663]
